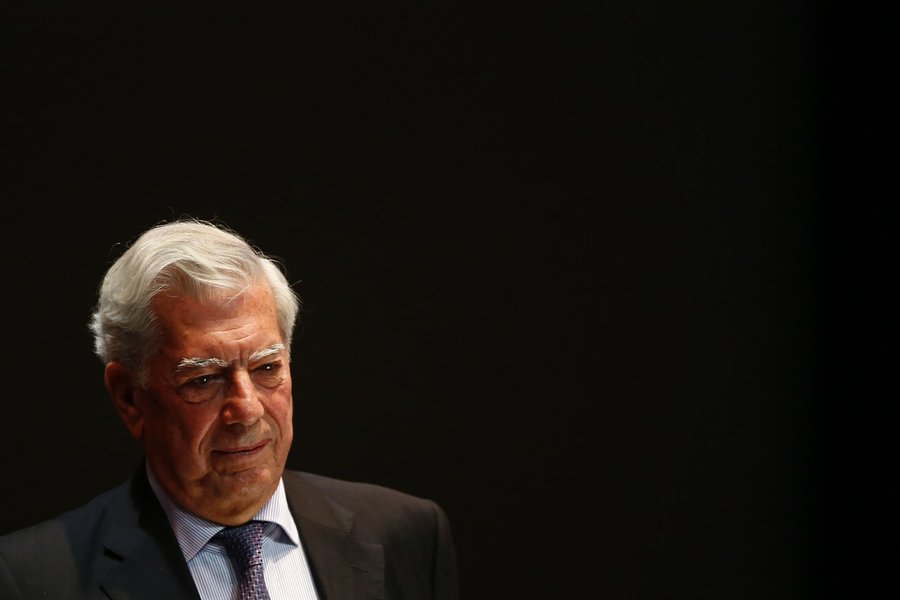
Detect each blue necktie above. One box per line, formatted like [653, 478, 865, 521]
[218, 521, 272, 600]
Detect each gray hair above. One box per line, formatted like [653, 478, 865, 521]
[89, 219, 301, 386]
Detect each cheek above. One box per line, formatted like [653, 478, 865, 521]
[271, 394, 293, 436]
[274, 379, 293, 422]
[158, 408, 221, 452]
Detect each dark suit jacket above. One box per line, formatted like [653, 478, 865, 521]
[0, 468, 458, 600]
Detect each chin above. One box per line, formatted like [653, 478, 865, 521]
[226, 465, 278, 494]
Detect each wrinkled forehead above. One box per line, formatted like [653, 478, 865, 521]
[151, 283, 280, 339]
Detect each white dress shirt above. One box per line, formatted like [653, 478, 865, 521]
[147, 467, 320, 600]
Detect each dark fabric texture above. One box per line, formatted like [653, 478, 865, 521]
[0, 467, 458, 600]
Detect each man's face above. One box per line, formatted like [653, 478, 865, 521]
[133, 283, 293, 524]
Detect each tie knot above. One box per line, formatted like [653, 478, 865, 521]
[219, 520, 266, 570]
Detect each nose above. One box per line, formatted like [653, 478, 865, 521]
[221, 370, 264, 426]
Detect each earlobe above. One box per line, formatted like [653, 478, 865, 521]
[105, 362, 145, 439]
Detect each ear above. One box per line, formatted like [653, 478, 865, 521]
[105, 361, 145, 440]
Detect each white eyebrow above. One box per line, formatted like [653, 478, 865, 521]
[249, 343, 286, 363]
[175, 357, 229, 372]
[175, 344, 285, 373]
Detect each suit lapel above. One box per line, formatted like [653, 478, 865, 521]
[97, 471, 200, 600]
[97, 536, 200, 600]
[283, 471, 385, 600]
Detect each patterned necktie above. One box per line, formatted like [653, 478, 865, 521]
[218, 521, 272, 600]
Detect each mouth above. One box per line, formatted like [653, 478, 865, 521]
[213, 440, 269, 457]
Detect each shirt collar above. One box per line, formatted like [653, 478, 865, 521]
[146, 464, 301, 562]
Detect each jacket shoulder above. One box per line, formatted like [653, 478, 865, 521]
[0, 480, 133, 598]
[283, 470, 458, 600]
[283, 470, 454, 551]
[286, 470, 445, 524]
[0, 481, 129, 550]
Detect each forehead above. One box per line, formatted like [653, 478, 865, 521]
[151, 284, 283, 358]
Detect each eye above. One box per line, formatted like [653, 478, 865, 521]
[254, 361, 280, 374]
[253, 361, 284, 386]
[178, 372, 225, 403]
[187, 373, 221, 388]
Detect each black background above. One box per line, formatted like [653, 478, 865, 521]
[1, 2, 857, 598]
